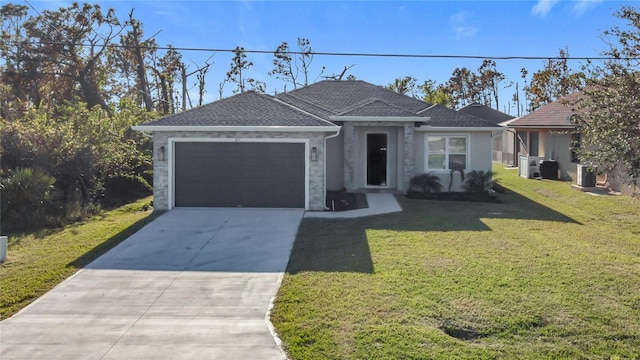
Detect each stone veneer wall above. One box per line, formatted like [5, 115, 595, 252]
[151, 131, 328, 211]
[342, 121, 416, 192]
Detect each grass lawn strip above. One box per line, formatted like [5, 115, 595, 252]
[271, 164, 640, 359]
[0, 197, 157, 320]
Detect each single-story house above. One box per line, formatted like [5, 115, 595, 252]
[458, 103, 515, 166]
[133, 80, 500, 211]
[507, 93, 581, 181]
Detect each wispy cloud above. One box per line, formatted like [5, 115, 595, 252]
[531, 0, 561, 16]
[572, 0, 604, 16]
[450, 11, 478, 40]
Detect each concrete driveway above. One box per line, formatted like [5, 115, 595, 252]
[0, 208, 304, 360]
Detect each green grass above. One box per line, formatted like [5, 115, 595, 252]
[0, 197, 158, 320]
[271, 164, 640, 359]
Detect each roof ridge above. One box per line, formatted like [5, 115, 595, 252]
[335, 97, 420, 117]
[272, 97, 338, 128]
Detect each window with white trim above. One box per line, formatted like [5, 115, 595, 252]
[426, 136, 468, 170]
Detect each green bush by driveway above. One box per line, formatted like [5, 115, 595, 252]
[271, 165, 640, 359]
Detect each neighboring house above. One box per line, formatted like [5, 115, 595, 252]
[507, 93, 581, 181]
[133, 80, 499, 211]
[458, 103, 515, 166]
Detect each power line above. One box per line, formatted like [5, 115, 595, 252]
[21, 42, 625, 61]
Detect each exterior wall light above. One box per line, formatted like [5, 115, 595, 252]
[311, 146, 318, 161]
[158, 146, 166, 161]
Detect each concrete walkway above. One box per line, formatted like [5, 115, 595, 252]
[304, 193, 402, 218]
[0, 208, 303, 360]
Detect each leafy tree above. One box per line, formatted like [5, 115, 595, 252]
[422, 79, 453, 107]
[478, 59, 509, 111]
[525, 48, 585, 111]
[386, 76, 422, 99]
[21, 3, 123, 114]
[571, 6, 640, 189]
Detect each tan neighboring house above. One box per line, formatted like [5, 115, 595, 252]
[508, 93, 636, 195]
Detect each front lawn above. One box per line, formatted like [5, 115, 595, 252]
[271, 164, 640, 359]
[0, 197, 157, 320]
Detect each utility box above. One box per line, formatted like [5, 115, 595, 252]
[540, 160, 559, 180]
[0, 236, 7, 263]
[577, 164, 597, 187]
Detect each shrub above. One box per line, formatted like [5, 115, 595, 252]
[409, 173, 442, 194]
[1, 167, 56, 231]
[463, 170, 494, 193]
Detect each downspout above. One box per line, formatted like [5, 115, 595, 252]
[323, 127, 342, 211]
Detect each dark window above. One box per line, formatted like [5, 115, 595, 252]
[529, 131, 539, 156]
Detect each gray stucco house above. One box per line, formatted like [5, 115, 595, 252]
[133, 80, 499, 211]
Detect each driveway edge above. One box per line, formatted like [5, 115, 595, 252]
[265, 272, 288, 360]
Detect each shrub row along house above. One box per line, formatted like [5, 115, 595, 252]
[133, 80, 500, 211]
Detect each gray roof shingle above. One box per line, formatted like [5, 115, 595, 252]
[275, 80, 432, 118]
[139, 91, 334, 127]
[458, 102, 514, 125]
[418, 105, 498, 128]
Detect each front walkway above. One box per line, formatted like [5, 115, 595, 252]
[304, 193, 402, 218]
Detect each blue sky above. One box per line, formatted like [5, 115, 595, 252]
[27, 0, 639, 113]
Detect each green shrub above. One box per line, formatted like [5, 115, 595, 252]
[1, 167, 56, 231]
[463, 170, 494, 193]
[408, 173, 442, 194]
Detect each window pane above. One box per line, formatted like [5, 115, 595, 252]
[449, 137, 467, 153]
[428, 154, 446, 169]
[449, 154, 467, 170]
[428, 137, 446, 153]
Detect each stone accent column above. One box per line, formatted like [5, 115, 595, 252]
[153, 134, 169, 210]
[403, 123, 416, 190]
[343, 124, 356, 191]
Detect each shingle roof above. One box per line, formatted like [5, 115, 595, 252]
[458, 102, 514, 125]
[335, 98, 423, 117]
[275, 80, 432, 118]
[508, 93, 580, 128]
[137, 80, 499, 130]
[138, 91, 334, 127]
[418, 105, 498, 128]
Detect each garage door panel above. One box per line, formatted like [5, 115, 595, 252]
[174, 142, 305, 208]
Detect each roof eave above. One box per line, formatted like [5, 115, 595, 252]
[131, 125, 339, 132]
[507, 124, 576, 129]
[415, 126, 503, 132]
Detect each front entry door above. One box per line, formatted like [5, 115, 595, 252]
[367, 133, 388, 186]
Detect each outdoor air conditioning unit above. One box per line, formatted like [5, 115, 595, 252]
[576, 164, 597, 187]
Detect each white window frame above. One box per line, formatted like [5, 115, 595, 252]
[425, 134, 470, 172]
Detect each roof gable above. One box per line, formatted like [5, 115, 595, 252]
[275, 80, 431, 118]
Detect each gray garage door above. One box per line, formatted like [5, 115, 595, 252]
[174, 142, 305, 208]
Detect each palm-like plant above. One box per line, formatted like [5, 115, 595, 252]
[409, 173, 442, 194]
[463, 170, 494, 193]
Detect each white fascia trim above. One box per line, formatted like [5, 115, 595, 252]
[415, 126, 503, 132]
[329, 116, 429, 122]
[131, 125, 338, 132]
[507, 125, 576, 130]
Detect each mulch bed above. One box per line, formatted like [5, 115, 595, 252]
[406, 191, 502, 203]
[326, 190, 369, 211]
